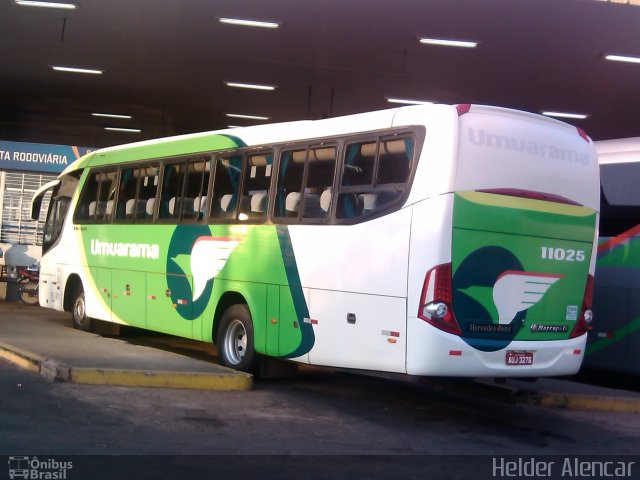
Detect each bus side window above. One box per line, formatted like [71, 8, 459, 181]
[136, 164, 160, 221]
[336, 136, 413, 220]
[377, 137, 413, 185]
[342, 141, 375, 187]
[302, 146, 336, 219]
[75, 172, 101, 221]
[96, 170, 118, 223]
[210, 156, 242, 221]
[115, 167, 139, 221]
[159, 162, 186, 221]
[239, 152, 272, 222]
[274, 150, 304, 220]
[183, 158, 209, 221]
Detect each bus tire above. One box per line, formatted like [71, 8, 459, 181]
[18, 282, 39, 305]
[71, 285, 93, 332]
[217, 304, 258, 373]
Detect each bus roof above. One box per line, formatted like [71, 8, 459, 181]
[595, 137, 640, 164]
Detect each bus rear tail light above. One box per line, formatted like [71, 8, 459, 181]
[418, 263, 461, 335]
[571, 274, 594, 338]
[456, 104, 471, 116]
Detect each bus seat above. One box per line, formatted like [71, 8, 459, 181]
[181, 197, 196, 219]
[146, 198, 156, 217]
[136, 199, 148, 217]
[88, 201, 98, 217]
[303, 193, 321, 217]
[168, 197, 176, 216]
[320, 189, 332, 212]
[285, 192, 301, 215]
[125, 199, 136, 217]
[105, 200, 114, 216]
[195, 195, 207, 213]
[251, 192, 268, 213]
[96, 201, 107, 216]
[361, 193, 378, 212]
[337, 193, 363, 219]
[220, 194, 234, 212]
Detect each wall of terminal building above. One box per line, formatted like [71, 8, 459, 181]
[0, 140, 93, 274]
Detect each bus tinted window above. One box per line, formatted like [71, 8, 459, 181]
[336, 136, 413, 220]
[95, 170, 118, 222]
[210, 156, 242, 221]
[239, 153, 272, 222]
[136, 165, 160, 221]
[377, 138, 413, 184]
[159, 162, 186, 220]
[76, 169, 118, 222]
[115, 166, 139, 221]
[183, 159, 210, 221]
[342, 142, 375, 186]
[274, 150, 305, 219]
[75, 172, 101, 221]
[302, 147, 336, 219]
[275, 146, 336, 221]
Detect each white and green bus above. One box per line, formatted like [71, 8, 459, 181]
[32, 104, 599, 377]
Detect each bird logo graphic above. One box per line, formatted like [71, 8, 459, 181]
[492, 270, 563, 325]
[190, 236, 240, 301]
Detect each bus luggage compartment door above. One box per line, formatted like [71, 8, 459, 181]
[307, 289, 407, 373]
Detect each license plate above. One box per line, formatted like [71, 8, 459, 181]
[505, 350, 534, 366]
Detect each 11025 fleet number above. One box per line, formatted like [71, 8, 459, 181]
[540, 247, 586, 262]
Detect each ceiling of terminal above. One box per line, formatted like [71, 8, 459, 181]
[1, 0, 639, 148]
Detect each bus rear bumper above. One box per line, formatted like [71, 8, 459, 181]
[406, 317, 587, 377]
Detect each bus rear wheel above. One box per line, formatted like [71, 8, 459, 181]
[217, 304, 258, 373]
[71, 285, 93, 332]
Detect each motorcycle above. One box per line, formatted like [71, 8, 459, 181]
[16, 264, 39, 306]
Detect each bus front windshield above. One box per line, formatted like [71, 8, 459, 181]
[42, 174, 79, 254]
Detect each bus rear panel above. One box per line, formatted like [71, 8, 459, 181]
[406, 106, 599, 377]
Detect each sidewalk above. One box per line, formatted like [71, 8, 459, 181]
[0, 301, 251, 391]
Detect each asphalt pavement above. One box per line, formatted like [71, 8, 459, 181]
[0, 300, 638, 412]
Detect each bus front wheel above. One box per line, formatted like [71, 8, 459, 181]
[71, 286, 93, 332]
[217, 304, 258, 373]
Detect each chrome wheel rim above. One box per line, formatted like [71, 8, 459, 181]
[223, 319, 247, 365]
[74, 296, 86, 325]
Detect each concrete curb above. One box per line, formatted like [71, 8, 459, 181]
[70, 367, 252, 391]
[481, 380, 640, 413]
[0, 340, 252, 391]
[536, 392, 640, 413]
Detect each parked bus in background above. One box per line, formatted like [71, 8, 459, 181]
[584, 137, 640, 375]
[31, 104, 599, 378]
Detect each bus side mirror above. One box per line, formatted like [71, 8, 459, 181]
[31, 196, 43, 221]
[31, 179, 60, 220]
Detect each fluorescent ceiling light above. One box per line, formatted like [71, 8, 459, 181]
[91, 113, 132, 119]
[15, 1, 76, 9]
[542, 111, 589, 120]
[105, 127, 142, 133]
[227, 125, 242, 129]
[226, 113, 270, 120]
[387, 97, 433, 105]
[604, 54, 640, 65]
[225, 81, 277, 91]
[219, 17, 279, 29]
[419, 37, 478, 48]
[52, 65, 103, 75]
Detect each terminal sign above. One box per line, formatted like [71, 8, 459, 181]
[0, 140, 94, 173]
